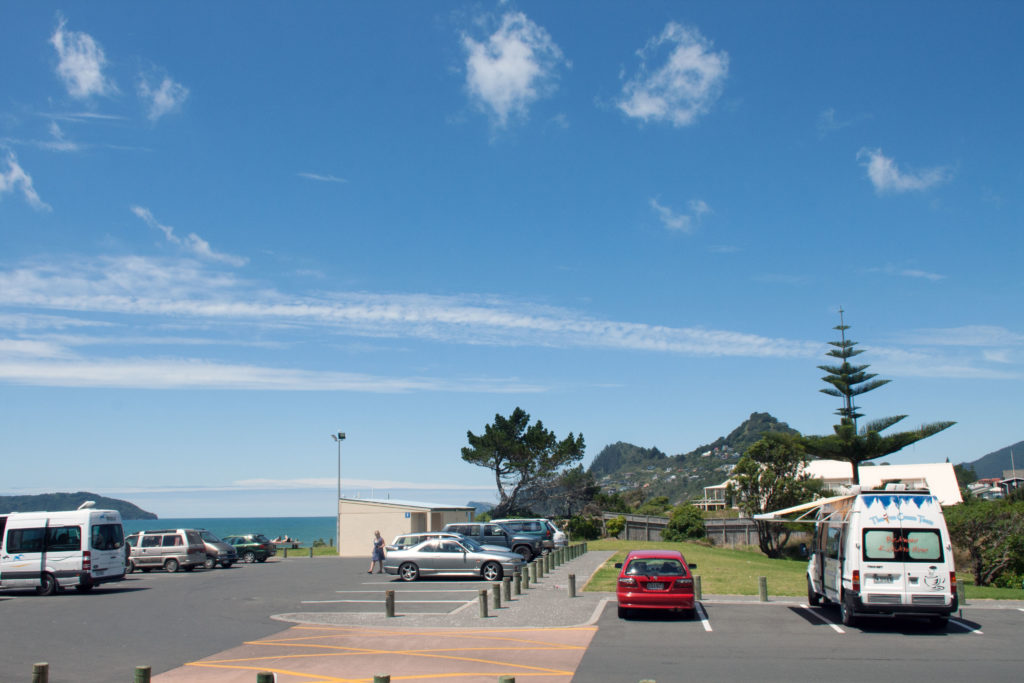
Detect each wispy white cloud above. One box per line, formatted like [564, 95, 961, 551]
[0, 151, 51, 211]
[857, 148, 950, 194]
[868, 264, 946, 281]
[462, 11, 569, 127]
[298, 172, 348, 184]
[895, 325, 1024, 348]
[618, 23, 728, 127]
[131, 206, 248, 266]
[42, 121, 80, 152]
[50, 16, 117, 99]
[650, 198, 711, 233]
[138, 73, 189, 121]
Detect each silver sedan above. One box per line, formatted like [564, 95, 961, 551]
[383, 537, 526, 582]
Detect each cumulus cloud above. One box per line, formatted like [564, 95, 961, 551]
[0, 152, 51, 211]
[857, 148, 950, 194]
[138, 74, 189, 121]
[618, 23, 728, 127]
[650, 198, 711, 233]
[462, 11, 568, 127]
[131, 206, 248, 266]
[50, 16, 117, 99]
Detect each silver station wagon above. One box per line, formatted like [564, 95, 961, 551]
[383, 536, 526, 582]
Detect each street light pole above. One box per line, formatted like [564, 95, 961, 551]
[331, 432, 345, 554]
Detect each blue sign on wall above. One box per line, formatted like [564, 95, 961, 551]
[405, 512, 410, 518]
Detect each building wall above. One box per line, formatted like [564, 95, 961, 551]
[336, 501, 475, 557]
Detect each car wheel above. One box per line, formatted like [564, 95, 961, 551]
[183, 565, 195, 572]
[807, 577, 821, 606]
[221, 561, 235, 568]
[513, 546, 532, 561]
[36, 573, 59, 596]
[617, 605, 629, 619]
[164, 558, 180, 573]
[243, 551, 257, 563]
[481, 561, 503, 582]
[684, 608, 697, 621]
[399, 562, 419, 581]
[839, 593, 856, 627]
[204, 555, 217, 570]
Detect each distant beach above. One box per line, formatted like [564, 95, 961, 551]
[122, 516, 337, 547]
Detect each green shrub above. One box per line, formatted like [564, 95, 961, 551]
[662, 504, 706, 541]
[606, 515, 626, 539]
[567, 515, 602, 540]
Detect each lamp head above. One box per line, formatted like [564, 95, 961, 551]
[331, 432, 346, 442]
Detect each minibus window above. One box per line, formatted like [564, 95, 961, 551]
[46, 526, 81, 552]
[905, 531, 943, 562]
[91, 524, 125, 550]
[825, 527, 841, 559]
[863, 530, 896, 560]
[7, 528, 45, 553]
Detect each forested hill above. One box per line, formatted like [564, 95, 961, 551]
[588, 412, 799, 502]
[0, 492, 157, 519]
[965, 440, 1024, 478]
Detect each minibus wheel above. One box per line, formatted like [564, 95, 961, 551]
[36, 573, 59, 596]
[839, 593, 857, 626]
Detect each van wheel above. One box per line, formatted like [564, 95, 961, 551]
[164, 558, 180, 573]
[203, 556, 217, 570]
[513, 546, 533, 561]
[840, 594, 857, 627]
[37, 573, 59, 596]
[807, 577, 821, 606]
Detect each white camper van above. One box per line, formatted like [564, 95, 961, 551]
[758, 484, 958, 628]
[0, 506, 127, 595]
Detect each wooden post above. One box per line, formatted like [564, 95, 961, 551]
[694, 575, 702, 601]
[498, 676, 516, 683]
[385, 589, 395, 617]
[513, 570, 521, 596]
[491, 582, 501, 610]
[478, 589, 489, 617]
[759, 576, 768, 602]
[255, 673, 275, 683]
[133, 666, 151, 683]
[568, 573, 576, 598]
[502, 576, 511, 602]
[373, 676, 391, 683]
[31, 663, 48, 683]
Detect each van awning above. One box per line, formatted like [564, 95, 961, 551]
[753, 494, 856, 523]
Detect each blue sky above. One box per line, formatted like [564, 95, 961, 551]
[2, 2, 1022, 517]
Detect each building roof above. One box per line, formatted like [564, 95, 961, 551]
[339, 497, 474, 511]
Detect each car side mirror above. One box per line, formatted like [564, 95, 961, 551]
[688, 563, 697, 570]
[614, 562, 623, 568]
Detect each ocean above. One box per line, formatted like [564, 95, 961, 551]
[121, 516, 337, 546]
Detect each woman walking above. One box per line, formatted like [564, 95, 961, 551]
[369, 530, 385, 574]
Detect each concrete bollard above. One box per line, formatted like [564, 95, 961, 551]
[134, 666, 151, 683]
[694, 575, 702, 601]
[498, 677, 516, 683]
[385, 589, 395, 617]
[492, 582, 501, 610]
[530, 560, 538, 583]
[479, 589, 489, 617]
[523, 568, 531, 590]
[759, 576, 768, 602]
[513, 571, 521, 596]
[373, 676, 391, 683]
[568, 573, 576, 598]
[256, 673, 275, 683]
[32, 663, 48, 683]
[502, 576, 511, 602]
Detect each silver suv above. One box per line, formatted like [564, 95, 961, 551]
[126, 529, 207, 573]
[441, 522, 544, 561]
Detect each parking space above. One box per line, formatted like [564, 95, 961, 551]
[573, 600, 1024, 682]
[301, 578, 483, 616]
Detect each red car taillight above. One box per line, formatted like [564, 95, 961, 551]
[618, 577, 637, 587]
[950, 572, 957, 596]
[674, 577, 693, 589]
[852, 570, 860, 592]
[82, 550, 91, 572]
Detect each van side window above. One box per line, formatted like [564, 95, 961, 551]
[825, 527, 841, 559]
[7, 528, 45, 553]
[484, 525, 505, 539]
[46, 526, 82, 552]
[162, 535, 183, 547]
[141, 535, 161, 548]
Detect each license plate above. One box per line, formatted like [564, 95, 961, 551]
[873, 574, 894, 584]
[646, 582, 666, 590]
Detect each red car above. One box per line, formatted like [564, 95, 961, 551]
[615, 549, 697, 619]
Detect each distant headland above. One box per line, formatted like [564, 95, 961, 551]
[0, 491, 157, 519]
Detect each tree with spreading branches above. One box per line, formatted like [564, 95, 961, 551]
[461, 407, 585, 518]
[799, 310, 955, 483]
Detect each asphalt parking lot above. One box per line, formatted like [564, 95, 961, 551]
[2, 551, 1023, 682]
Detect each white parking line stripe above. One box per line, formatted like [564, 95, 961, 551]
[799, 603, 845, 633]
[1018, 608, 1024, 613]
[302, 599, 468, 604]
[948, 617, 982, 634]
[340, 589, 477, 594]
[696, 603, 712, 632]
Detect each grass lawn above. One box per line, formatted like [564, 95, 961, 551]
[581, 538, 1024, 600]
